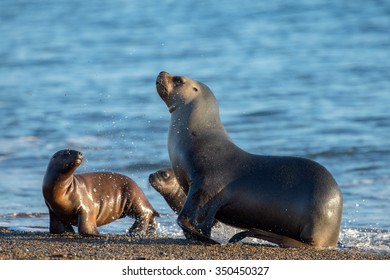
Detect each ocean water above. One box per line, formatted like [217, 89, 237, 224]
[1, 0, 389, 255]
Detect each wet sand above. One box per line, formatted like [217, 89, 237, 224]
[0, 228, 388, 260]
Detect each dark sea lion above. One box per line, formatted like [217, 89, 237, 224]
[155, 71, 343, 248]
[42, 149, 159, 236]
[148, 168, 186, 214]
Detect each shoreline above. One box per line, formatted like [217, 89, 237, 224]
[0, 228, 388, 260]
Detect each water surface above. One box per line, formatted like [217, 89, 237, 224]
[1, 0, 389, 254]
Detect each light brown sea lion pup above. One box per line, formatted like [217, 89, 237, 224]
[42, 149, 159, 236]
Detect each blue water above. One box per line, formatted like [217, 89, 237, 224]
[1, 0, 389, 254]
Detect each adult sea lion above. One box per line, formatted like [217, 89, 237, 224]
[148, 168, 186, 214]
[42, 149, 159, 236]
[155, 71, 343, 248]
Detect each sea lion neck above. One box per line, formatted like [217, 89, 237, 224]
[43, 170, 74, 190]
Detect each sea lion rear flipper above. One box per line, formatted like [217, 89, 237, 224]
[229, 229, 308, 248]
[228, 230, 252, 243]
[77, 212, 99, 236]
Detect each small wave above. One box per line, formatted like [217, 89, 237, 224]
[342, 178, 375, 187]
[306, 147, 359, 159]
[349, 165, 382, 172]
[0, 136, 40, 156]
[0, 212, 48, 219]
[244, 109, 284, 118]
[341, 175, 389, 188]
[7, 226, 48, 233]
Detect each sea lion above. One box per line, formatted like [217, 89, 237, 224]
[42, 149, 159, 236]
[155, 71, 343, 248]
[148, 168, 186, 214]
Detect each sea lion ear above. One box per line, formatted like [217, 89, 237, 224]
[193, 87, 198, 92]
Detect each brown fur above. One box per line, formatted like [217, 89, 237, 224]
[42, 149, 158, 236]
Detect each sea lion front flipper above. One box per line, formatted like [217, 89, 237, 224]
[48, 209, 75, 234]
[177, 216, 220, 245]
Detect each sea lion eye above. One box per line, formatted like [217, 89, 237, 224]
[193, 87, 198, 92]
[173, 76, 184, 85]
[161, 171, 170, 180]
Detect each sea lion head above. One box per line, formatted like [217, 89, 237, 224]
[148, 168, 177, 194]
[156, 71, 211, 113]
[47, 149, 84, 175]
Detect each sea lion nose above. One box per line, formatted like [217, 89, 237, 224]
[148, 173, 154, 183]
[157, 71, 169, 82]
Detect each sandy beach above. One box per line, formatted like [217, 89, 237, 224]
[0, 227, 388, 260]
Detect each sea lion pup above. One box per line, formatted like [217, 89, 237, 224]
[148, 168, 186, 214]
[156, 71, 343, 248]
[42, 149, 159, 236]
[149, 168, 220, 236]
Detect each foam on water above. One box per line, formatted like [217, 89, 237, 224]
[340, 228, 390, 256]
